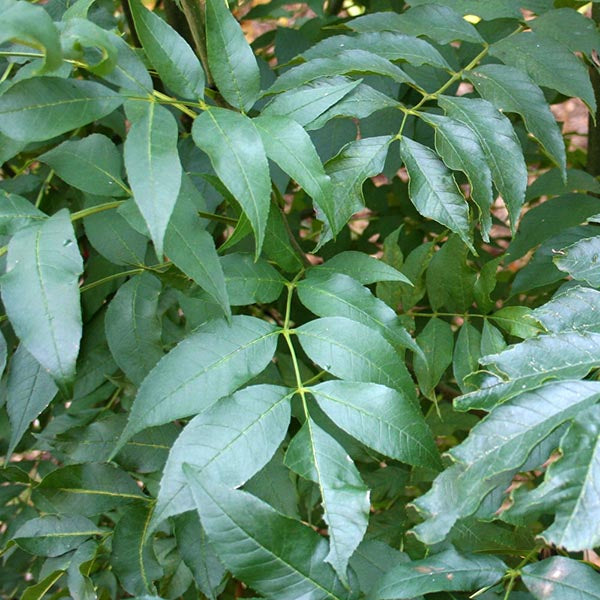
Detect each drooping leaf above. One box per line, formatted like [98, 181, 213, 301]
[6, 345, 58, 457]
[115, 316, 279, 448]
[205, 0, 260, 111]
[130, 0, 204, 100]
[184, 467, 352, 600]
[522, 557, 600, 600]
[309, 380, 440, 469]
[0, 78, 122, 142]
[192, 109, 271, 257]
[490, 31, 596, 113]
[105, 272, 164, 385]
[124, 100, 182, 259]
[285, 417, 370, 582]
[438, 95, 527, 233]
[400, 136, 472, 249]
[152, 384, 291, 527]
[370, 546, 506, 599]
[466, 64, 566, 175]
[1, 210, 83, 389]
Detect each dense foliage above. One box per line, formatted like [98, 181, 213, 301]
[1, 0, 600, 598]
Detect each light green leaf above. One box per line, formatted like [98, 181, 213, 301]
[414, 317, 454, 399]
[466, 64, 566, 175]
[130, 0, 204, 100]
[489, 306, 545, 339]
[253, 115, 334, 229]
[313, 251, 411, 285]
[453, 322, 482, 393]
[261, 77, 361, 127]
[116, 315, 279, 448]
[1, 0, 62, 72]
[302, 32, 451, 71]
[205, 0, 260, 111]
[124, 101, 182, 260]
[480, 320, 506, 357]
[33, 463, 146, 516]
[412, 380, 600, 544]
[111, 504, 162, 596]
[370, 546, 506, 599]
[490, 31, 596, 113]
[296, 316, 416, 399]
[184, 468, 353, 600]
[0, 78, 122, 142]
[554, 236, 600, 288]
[39, 134, 128, 197]
[165, 183, 230, 316]
[506, 405, 600, 551]
[400, 136, 472, 249]
[285, 417, 370, 582]
[7, 345, 58, 458]
[310, 380, 440, 469]
[152, 384, 291, 527]
[105, 273, 164, 385]
[2, 210, 82, 389]
[192, 109, 271, 257]
[267, 50, 415, 94]
[0, 190, 46, 236]
[438, 95, 527, 233]
[419, 113, 493, 240]
[221, 253, 285, 306]
[13, 515, 103, 558]
[522, 557, 600, 600]
[405, 0, 522, 20]
[298, 272, 420, 355]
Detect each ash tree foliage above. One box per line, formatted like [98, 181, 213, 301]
[3, 0, 600, 598]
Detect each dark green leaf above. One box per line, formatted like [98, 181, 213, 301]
[522, 557, 600, 599]
[489, 306, 545, 339]
[526, 168, 600, 202]
[0, 190, 46, 236]
[453, 322, 482, 393]
[554, 236, 600, 288]
[405, 0, 522, 19]
[314, 251, 411, 285]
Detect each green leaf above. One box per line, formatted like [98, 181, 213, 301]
[405, 0, 522, 20]
[261, 77, 361, 127]
[285, 417, 370, 582]
[349, 540, 410, 594]
[205, 0, 260, 111]
[400, 136, 472, 249]
[296, 316, 416, 399]
[314, 251, 411, 285]
[370, 546, 506, 599]
[320, 136, 392, 244]
[130, 0, 204, 100]
[152, 384, 291, 527]
[2, 210, 83, 389]
[506, 405, 600, 550]
[39, 134, 128, 197]
[490, 32, 596, 113]
[453, 322, 482, 393]
[309, 380, 440, 469]
[221, 253, 285, 306]
[165, 183, 230, 316]
[184, 467, 352, 600]
[419, 113, 494, 240]
[489, 306, 545, 339]
[253, 115, 334, 229]
[101, 31, 154, 93]
[413, 317, 454, 399]
[6, 345, 58, 457]
[1, 0, 62, 73]
[348, 5, 483, 44]
[116, 316, 279, 447]
[412, 380, 600, 544]
[192, 109, 271, 257]
[554, 236, 600, 288]
[267, 50, 415, 94]
[466, 64, 566, 175]
[302, 32, 451, 71]
[0, 78, 123, 142]
[522, 557, 600, 599]
[426, 234, 476, 313]
[124, 101, 182, 260]
[111, 504, 162, 596]
[20, 571, 64, 600]
[34, 463, 146, 516]
[481, 320, 507, 357]
[0, 189, 46, 236]
[438, 95, 527, 233]
[526, 168, 600, 202]
[13, 515, 103, 557]
[105, 273, 164, 385]
[297, 272, 420, 354]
